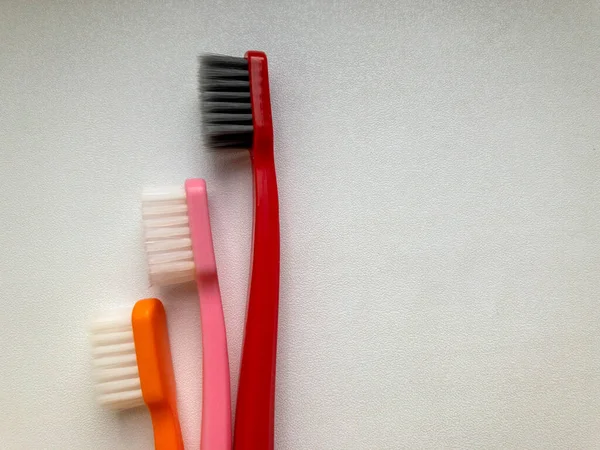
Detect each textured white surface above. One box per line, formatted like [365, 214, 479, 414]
[1, 1, 600, 449]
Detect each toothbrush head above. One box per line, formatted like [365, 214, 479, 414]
[199, 54, 253, 149]
[142, 185, 195, 286]
[142, 179, 217, 287]
[90, 299, 179, 411]
[89, 299, 184, 448]
[90, 307, 143, 410]
[199, 51, 273, 154]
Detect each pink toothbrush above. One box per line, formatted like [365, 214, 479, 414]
[142, 179, 231, 450]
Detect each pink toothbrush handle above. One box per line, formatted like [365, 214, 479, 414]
[198, 281, 232, 450]
[185, 179, 232, 450]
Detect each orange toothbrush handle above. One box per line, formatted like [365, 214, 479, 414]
[132, 299, 184, 450]
[150, 406, 185, 450]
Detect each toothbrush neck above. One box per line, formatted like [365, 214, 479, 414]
[149, 403, 184, 450]
[196, 274, 221, 305]
[251, 137, 274, 165]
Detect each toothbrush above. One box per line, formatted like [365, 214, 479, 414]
[142, 179, 232, 450]
[199, 51, 280, 450]
[90, 298, 184, 450]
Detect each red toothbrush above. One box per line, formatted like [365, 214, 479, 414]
[199, 51, 280, 450]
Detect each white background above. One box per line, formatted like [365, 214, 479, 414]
[1, 1, 599, 449]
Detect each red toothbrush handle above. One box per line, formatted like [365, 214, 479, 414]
[234, 51, 280, 450]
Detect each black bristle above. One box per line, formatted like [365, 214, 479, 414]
[199, 54, 253, 150]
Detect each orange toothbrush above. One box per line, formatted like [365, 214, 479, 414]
[90, 298, 184, 450]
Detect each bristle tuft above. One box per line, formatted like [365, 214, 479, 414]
[199, 53, 253, 150]
[142, 186, 195, 286]
[90, 309, 143, 411]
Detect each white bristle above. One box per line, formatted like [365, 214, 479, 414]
[97, 390, 145, 410]
[90, 309, 144, 411]
[90, 331, 133, 346]
[96, 377, 141, 394]
[92, 342, 136, 357]
[144, 216, 189, 228]
[144, 226, 191, 240]
[142, 186, 195, 286]
[147, 250, 194, 266]
[145, 237, 192, 254]
[95, 365, 139, 382]
[142, 185, 186, 202]
[93, 353, 138, 367]
[142, 203, 188, 217]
